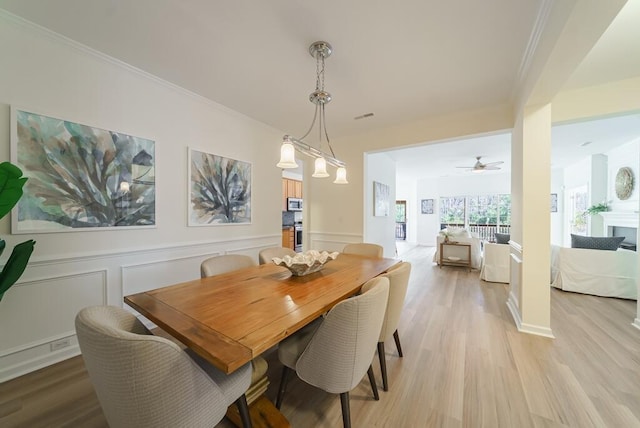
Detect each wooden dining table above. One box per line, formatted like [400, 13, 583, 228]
[124, 252, 398, 427]
[124, 252, 398, 374]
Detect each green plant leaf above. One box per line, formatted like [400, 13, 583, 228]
[0, 239, 36, 302]
[0, 239, 5, 258]
[0, 162, 28, 220]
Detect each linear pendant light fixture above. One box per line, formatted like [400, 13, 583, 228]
[277, 41, 348, 184]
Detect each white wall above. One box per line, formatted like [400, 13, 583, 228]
[607, 138, 640, 212]
[415, 178, 440, 246]
[562, 157, 590, 246]
[559, 140, 639, 245]
[0, 13, 283, 381]
[364, 153, 397, 257]
[550, 169, 564, 245]
[437, 172, 510, 196]
[589, 154, 608, 236]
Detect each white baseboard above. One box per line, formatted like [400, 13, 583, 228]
[0, 344, 80, 383]
[506, 292, 522, 327]
[506, 292, 555, 339]
[633, 318, 640, 331]
[519, 323, 555, 338]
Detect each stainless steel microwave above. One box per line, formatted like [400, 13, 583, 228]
[287, 197, 303, 211]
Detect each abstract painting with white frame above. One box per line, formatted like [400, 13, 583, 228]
[189, 148, 251, 225]
[373, 181, 390, 217]
[12, 108, 156, 233]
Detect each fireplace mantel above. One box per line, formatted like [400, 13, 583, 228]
[600, 211, 639, 229]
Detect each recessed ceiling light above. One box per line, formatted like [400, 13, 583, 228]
[580, 141, 592, 146]
[354, 113, 374, 120]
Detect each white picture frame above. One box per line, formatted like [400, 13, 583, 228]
[188, 147, 252, 225]
[373, 181, 390, 217]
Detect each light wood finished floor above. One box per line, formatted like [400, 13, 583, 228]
[1, 244, 639, 427]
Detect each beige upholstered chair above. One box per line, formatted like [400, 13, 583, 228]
[75, 305, 253, 428]
[258, 247, 296, 265]
[363, 262, 411, 391]
[200, 254, 256, 278]
[342, 242, 384, 258]
[199, 253, 270, 408]
[276, 276, 390, 428]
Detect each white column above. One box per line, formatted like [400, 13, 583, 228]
[507, 103, 553, 338]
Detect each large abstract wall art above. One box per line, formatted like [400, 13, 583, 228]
[12, 109, 156, 233]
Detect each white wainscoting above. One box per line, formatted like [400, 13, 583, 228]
[0, 235, 279, 382]
[122, 251, 222, 296]
[308, 231, 363, 253]
[0, 269, 106, 382]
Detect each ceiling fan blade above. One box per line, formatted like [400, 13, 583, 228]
[455, 166, 474, 169]
[483, 161, 504, 167]
[484, 166, 501, 170]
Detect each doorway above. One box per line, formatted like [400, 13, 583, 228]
[395, 200, 407, 240]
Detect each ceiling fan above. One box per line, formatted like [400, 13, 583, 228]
[457, 156, 504, 173]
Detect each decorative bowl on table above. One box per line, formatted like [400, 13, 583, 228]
[273, 250, 339, 276]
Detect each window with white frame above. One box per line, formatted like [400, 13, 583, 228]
[440, 194, 511, 240]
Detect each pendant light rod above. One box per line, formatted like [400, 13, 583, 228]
[283, 135, 345, 168]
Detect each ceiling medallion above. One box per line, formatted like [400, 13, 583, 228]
[614, 166, 634, 200]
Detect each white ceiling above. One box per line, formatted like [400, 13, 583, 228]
[1, 0, 639, 182]
[0, 0, 542, 138]
[387, 113, 640, 182]
[389, 0, 640, 182]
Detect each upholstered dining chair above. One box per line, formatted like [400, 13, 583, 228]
[342, 242, 384, 258]
[200, 254, 256, 278]
[75, 305, 253, 428]
[258, 247, 296, 265]
[199, 253, 269, 411]
[276, 276, 390, 428]
[362, 262, 412, 391]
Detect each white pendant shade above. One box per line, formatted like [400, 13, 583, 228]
[277, 141, 298, 169]
[333, 167, 348, 184]
[312, 157, 329, 178]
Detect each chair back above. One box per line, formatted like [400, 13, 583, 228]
[259, 247, 296, 265]
[201, 254, 256, 278]
[75, 306, 229, 428]
[342, 243, 383, 258]
[365, 262, 411, 342]
[295, 276, 389, 394]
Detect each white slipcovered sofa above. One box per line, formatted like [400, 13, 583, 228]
[433, 228, 482, 270]
[480, 242, 510, 283]
[550, 245, 638, 300]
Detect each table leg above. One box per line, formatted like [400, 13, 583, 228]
[226, 356, 291, 427]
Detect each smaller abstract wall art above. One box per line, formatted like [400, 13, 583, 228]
[421, 199, 434, 214]
[373, 181, 390, 217]
[189, 148, 251, 225]
[12, 109, 156, 233]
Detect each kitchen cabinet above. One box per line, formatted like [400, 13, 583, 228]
[294, 180, 302, 198]
[282, 178, 302, 211]
[282, 227, 294, 250]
